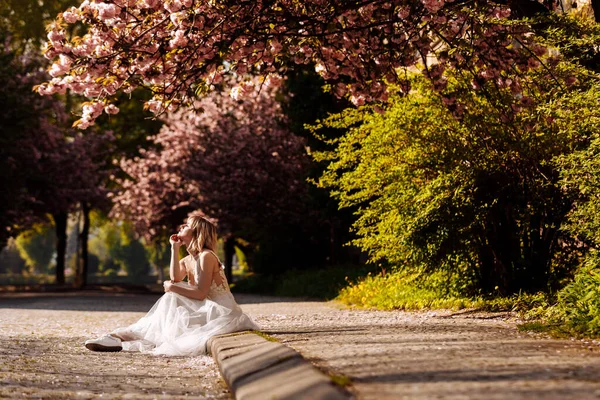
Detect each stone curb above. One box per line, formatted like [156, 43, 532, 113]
[208, 331, 351, 400]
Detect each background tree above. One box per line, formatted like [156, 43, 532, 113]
[111, 76, 330, 276]
[88, 221, 151, 280]
[1, 0, 163, 286]
[14, 224, 56, 276]
[0, 32, 111, 287]
[0, 239, 26, 276]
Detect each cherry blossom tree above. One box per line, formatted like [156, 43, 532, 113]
[111, 76, 320, 275]
[37, 0, 560, 127]
[0, 34, 113, 284]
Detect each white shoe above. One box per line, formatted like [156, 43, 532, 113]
[84, 334, 123, 352]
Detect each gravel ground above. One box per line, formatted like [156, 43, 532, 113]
[2, 292, 600, 400]
[0, 292, 230, 400]
[240, 295, 600, 400]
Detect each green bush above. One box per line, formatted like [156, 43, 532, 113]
[338, 269, 466, 310]
[14, 223, 55, 275]
[0, 273, 55, 285]
[89, 221, 150, 279]
[531, 252, 600, 337]
[313, 60, 600, 295]
[103, 268, 118, 278]
[337, 267, 550, 312]
[232, 264, 378, 300]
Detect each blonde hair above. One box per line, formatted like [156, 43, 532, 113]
[186, 212, 218, 255]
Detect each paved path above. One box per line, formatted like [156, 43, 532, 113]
[241, 295, 600, 400]
[0, 292, 230, 399]
[2, 292, 600, 399]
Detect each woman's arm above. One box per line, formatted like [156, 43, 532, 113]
[169, 234, 186, 282]
[169, 252, 217, 300]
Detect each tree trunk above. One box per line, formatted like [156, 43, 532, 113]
[478, 204, 519, 294]
[224, 236, 235, 283]
[77, 202, 91, 289]
[53, 212, 67, 285]
[592, 0, 600, 22]
[329, 220, 337, 265]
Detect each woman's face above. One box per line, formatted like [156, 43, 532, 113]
[178, 219, 194, 245]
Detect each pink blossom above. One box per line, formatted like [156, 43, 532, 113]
[491, 7, 511, 19]
[264, 74, 282, 88]
[49, 58, 70, 77]
[105, 104, 120, 114]
[270, 40, 283, 53]
[565, 76, 577, 86]
[82, 101, 105, 119]
[421, 0, 445, 13]
[229, 86, 243, 101]
[37, 0, 546, 127]
[170, 12, 186, 27]
[142, 0, 160, 9]
[47, 30, 64, 45]
[170, 30, 188, 48]
[37, 84, 55, 96]
[350, 94, 365, 107]
[84, 87, 102, 97]
[164, 0, 183, 13]
[62, 8, 80, 23]
[97, 3, 118, 20]
[146, 99, 163, 114]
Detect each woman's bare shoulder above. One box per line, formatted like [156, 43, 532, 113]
[199, 250, 219, 265]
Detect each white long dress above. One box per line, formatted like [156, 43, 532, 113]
[110, 251, 259, 356]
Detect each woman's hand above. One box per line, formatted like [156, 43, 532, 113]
[163, 280, 174, 293]
[169, 234, 182, 249]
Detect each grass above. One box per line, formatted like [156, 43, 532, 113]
[233, 262, 600, 340]
[251, 330, 279, 342]
[328, 372, 352, 387]
[517, 322, 571, 338]
[232, 265, 549, 313]
[335, 268, 551, 313]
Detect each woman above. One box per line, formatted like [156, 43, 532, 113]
[84, 213, 259, 356]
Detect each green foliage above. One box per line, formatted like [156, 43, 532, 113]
[103, 268, 118, 278]
[0, 0, 80, 49]
[537, 13, 600, 73]
[313, 61, 600, 294]
[234, 245, 249, 272]
[118, 238, 150, 279]
[232, 264, 378, 300]
[251, 331, 279, 342]
[337, 269, 475, 310]
[529, 252, 600, 337]
[0, 238, 25, 274]
[0, 273, 55, 285]
[89, 221, 150, 279]
[336, 267, 551, 311]
[556, 119, 600, 247]
[14, 223, 56, 274]
[144, 239, 171, 277]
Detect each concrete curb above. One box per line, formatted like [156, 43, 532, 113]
[208, 331, 351, 400]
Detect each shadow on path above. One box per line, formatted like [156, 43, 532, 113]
[0, 291, 309, 312]
[0, 292, 162, 312]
